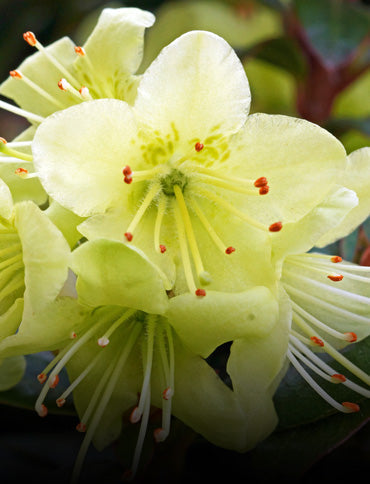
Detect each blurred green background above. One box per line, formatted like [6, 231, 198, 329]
[0, 1, 369, 483]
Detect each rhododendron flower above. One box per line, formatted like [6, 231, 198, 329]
[31, 30, 348, 303]
[0, 7, 155, 203]
[271, 147, 370, 414]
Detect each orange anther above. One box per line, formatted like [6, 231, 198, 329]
[162, 387, 173, 400]
[79, 86, 90, 98]
[56, 398, 66, 408]
[130, 406, 141, 424]
[15, 167, 28, 176]
[74, 46, 86, 56]
[331, 373, 346, 384]
[310, 336, 324, 347]
[124, 176, 132, 184]
[195, 288, 206, 297]
[195, 142, 204, 152]
[0, 137, 7, 144]
[159, 244, 166, 253]
[49, 374, 59, 389]
[254, 176, 268, 187]
[23, 31, 37, 46]
[123, 166, 132, 176]
[37, 404, 48, 418]
[225, 246, 235, 254]
[259, 185, 269, 195]
[327, 274, 343, 282]
[58, 79, 68, 91]
[342, 401, 360, 413]
[9, 70, 22, 79]
[344, 332, 357, 343]
[37, 373, 47, 384]
[124, 232, 133, 242]
[76, 422, 87, 432]
[269, 221, 283, 232]
[153, 428, 166, 443]
[331, 256, 342, 263]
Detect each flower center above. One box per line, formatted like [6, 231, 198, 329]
[122, 141, 282, 296]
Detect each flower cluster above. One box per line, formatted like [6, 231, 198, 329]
[0, 7, 369, 481]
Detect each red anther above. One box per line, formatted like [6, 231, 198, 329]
[124, 232, 133, 242]
[15, 167, 28, 175]
[269, 221, 283, 232]
[37, 373, 47, 384]
[129, 406, 141, 424]
[37, 404, 48, 418]
[342, 401, 360, 413]
[327, 274, 343, 282]
[76, 422, 87, 432]
[162, 387, 173, 400]
[159, 244, 166, 253]
[254, 176, 268, 187]
[0, 137, 7, 144]
[225, 246, 235, 254]
[344, 332, 357, 343]
[123, 165, 132, 176]
[58, 79, 67, 91]
[195, 288, 206, 297]
[124, 176, 133, 184]
[49, 374, 59, 389]
[74, 46, 86, 56]
[195, 142, 204, 152]
[23, 31, 37, 46]
[331, 256, 342, 263]
[310, 336, 324, 347]
[9, 70, 22, 79]
[153, 428, 166, 443]
[259, 185, 269, 195]
[56, 398, 66, 408]
[79, 86, 89, 98]
[331, 373, 346, 384]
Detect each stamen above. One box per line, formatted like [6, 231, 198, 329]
[331, 256, 342, 263]
[195, 288, 206, 297]
[9, 69, 65, 109]
[49, 374, 59, 389]
[344, 332, 357, 343]
[254, 177, 268, 187]
[14, 168, 28, 178]
[79, 86, 92, 100]
[196, 172, 261, 196]
[154, 194, 167, 254]
[327, 274, 343, 281]
[269, 221, 283, 232]
[342, 402, 360, 412]
[123, 166, 163, 184]
[76, 423, 87, 433]
[37, 373, 47, 384]
[37, 403, 48, 418]
[188, 198, 230, 254]
[0, 138, 33, 161]
[259, 185, 269, 195]
[225, 246, 235, 254]
[23, 31, 81, 89]
[58, 78, 84, 102]
[174, 185, 211, 286]
[131, 388, 151, 478]
[331, 374, 346, 383]
[154, 427, 167, 443]
[196, 187, 270, 232]
[56, 398, 66, 407]
[74, 46, 86, 56]
[310, 336, 324, 347]
[195, 142, 204, 152]
[125, 183, 161, 239]
[0, 100, 44, 123]
[71, 324, 142, 484]
[191, 166, 260, 187]
[97, 309, 135, 348]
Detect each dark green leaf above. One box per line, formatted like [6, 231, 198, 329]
[294, 0, 370, 66]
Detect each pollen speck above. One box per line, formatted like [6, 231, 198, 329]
[331, 256, 342, 263]
[124, 232, 133, 242]
[342, 401, 360, 413]
[310, 336, 324, 347]
[225, 246, 235, 254]
[159, 244, 166, 253]
[269, 221, 283, 232]
[195, 142, 204, 152]
[23, 31, 37, 46]
[254, 177, 268, 187]
[327, 274, 343, 282]
[195, 288, 206, 297]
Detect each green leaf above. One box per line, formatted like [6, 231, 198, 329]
[294, 0, 370, 66]
[0, 352, 75, 415]
[274, 336, 370, 429]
